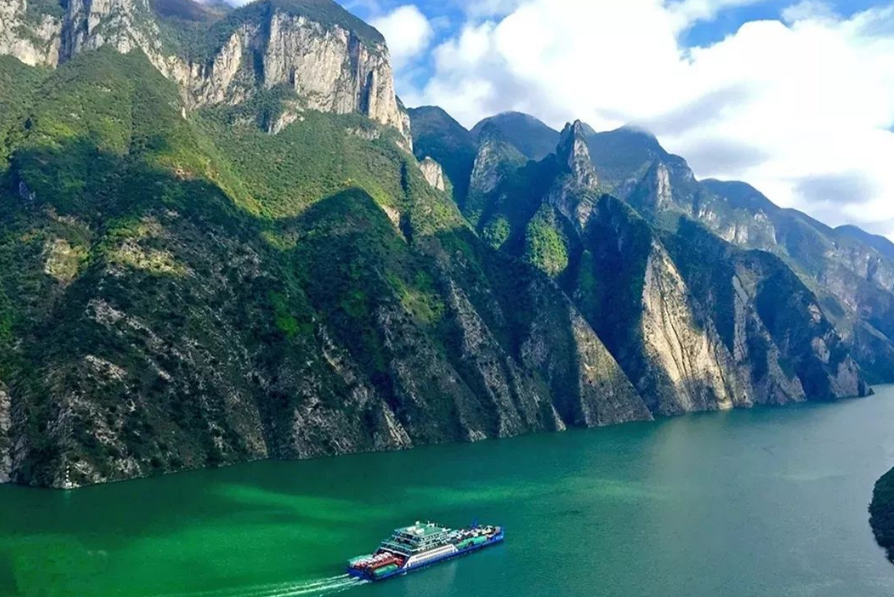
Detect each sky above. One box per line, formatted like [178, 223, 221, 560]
[220, 0, 894, 239]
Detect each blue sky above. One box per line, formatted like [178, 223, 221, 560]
[329, 0, 894, 238]
[344, 0, 886, 58]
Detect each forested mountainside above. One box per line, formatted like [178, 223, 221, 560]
[0, 0, 880, 489]
[871, 467, 894, 563]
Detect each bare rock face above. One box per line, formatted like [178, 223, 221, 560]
[517, 275, 652, 428]
[557, 121, 598, 190]
[183, 12, 407, 139]
[0, 381, 10, 483]
[469, 126, 522, 196]
[0, 0, 412, 145]
[419, 157, 446, 191]
[729, 273, 806, 405]
[0, 0, 61, 66]
[634, 162, 673, 214]
[548, 121, 600, 230]
[639, 240, 750, 414]
[464, 125, 526, 226]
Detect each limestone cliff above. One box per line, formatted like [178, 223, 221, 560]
[465, 124, 527, 226]
[0, 0, 62, 66]
[0, 51, 661, 487]
[577, 197, 751, 415]
[460, 120, 870, 419]
[547, 121, 600, 231]
[0, 9, 880, 490]
[0, 381, 10, 483]
[179, 7, 407, 138]
[0, 0, 411, 144]
[419, 157, 446, 191]
[590, 129, 894, 385]
[639, 238, 748, 414]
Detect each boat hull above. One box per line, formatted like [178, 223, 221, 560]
[347, 530, 505, 581]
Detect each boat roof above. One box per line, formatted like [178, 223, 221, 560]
[396, 522, 449, 537]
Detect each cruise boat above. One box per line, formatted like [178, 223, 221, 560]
[346, 521, 504, 581]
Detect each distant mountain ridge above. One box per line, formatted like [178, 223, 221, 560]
[410, 108, 894, 385]
[471, 112, 560, 161]
[837, 225, 894, 261]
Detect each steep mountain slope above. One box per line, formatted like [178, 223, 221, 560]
[674, 178, 894, 383]
[585, 126, 693, 196]
[466, 121, 870, 411]
[566, 123, 894, 384]
[471, 112, 559, 161]
[0, 2, 882, 490]
[0, 0, 411, 143]
[837, 225, 894, 262]
[407, 106, 477, 205]
[0, 48, 655, 488]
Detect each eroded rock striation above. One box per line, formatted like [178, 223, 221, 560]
[0, 381, 10, 483]
[458, 122, 872, 416]
[0, 0, 410, 144]
[0, 3, 881, 490]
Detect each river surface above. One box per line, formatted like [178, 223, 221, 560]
[4, 388, 894, 597]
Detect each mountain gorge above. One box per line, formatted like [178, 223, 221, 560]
[0, 0, 885, 489]
[412, 110, 894, 386]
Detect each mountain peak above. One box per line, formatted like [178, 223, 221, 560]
[557, 120, 598, 189]
[471, 112, 559, 161]
[616, 124, 659, 140]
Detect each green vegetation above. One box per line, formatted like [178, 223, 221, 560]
[150, 0, 230, 23]
[524, 206, 569, 277]
[0, 49, 274, 485]
[408, 107, 478, 206]
[23, 0, 65, 24]
[198, 103, 410, 219]
[566, 196, 654, 356]
[0, 0, 881, 487]
[0, 57, 48, 166]
[871, 466, 894, 563]
[0, 48, 598, 486]
[471, 112, 559, 161]
[482, 215, 511, 249]
[149, 0, 232, 57]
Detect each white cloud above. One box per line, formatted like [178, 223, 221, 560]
[669, 0, 771, 28]
[371, 5, 434, 66]
[463, 0, 527, 19]
[400, 0, 894, 239]
[781, 1, 838, 23]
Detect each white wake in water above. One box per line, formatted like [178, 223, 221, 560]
[154, 574, 367, 597]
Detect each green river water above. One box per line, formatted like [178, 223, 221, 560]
[4, 388, 894, 597]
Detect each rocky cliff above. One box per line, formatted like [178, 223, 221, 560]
[0, 381, 10, 483]
[0, 1, 881, 490]
[419, 157, 446, 191]
[425, 111, 894, 387]
[408, 106, 478, 204]
[457, 119, 871, 413]
[0, 49, 663, 488]
[0, 0, 410, 144]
